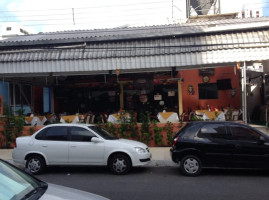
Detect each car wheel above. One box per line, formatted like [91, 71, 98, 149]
[180, 155, 202, 176]
[108, 154, 131, 175]
[26, 155, 46, 175]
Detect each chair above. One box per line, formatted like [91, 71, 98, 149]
[86, 114, 95, 124]
[189, 111, 195, 121]
[232, 109, 242, 121]
[189, 111, 203, 121]
[178, 112, 185, 122]
[100, 113, 108, 123]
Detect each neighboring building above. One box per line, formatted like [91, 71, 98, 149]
[237, 5, 263, 19]
[1, 22, 33, 37]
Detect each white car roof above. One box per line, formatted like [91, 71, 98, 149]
[45, 123, 96, 128]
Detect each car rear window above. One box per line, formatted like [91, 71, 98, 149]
[173, 123, 198, 139]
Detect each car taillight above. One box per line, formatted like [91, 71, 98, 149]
[14, 141, 17, 148]
[172, 136, 179, 147]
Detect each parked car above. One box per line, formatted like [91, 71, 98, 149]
[0, 159, 109, 200]
[13, 124, 151, 175]
[170, 121, 269, 176]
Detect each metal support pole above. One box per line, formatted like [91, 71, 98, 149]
[13, 83, 16, 115]
[120, 83, 124, 109]
[241, 62, 247, 123]
[178, 80, 183, 115]
[265, 106, 268, 127]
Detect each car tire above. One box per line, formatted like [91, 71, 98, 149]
[108, 154, 131, 175]
[26, 155, 46, 175]
[180, 155, 202, 176]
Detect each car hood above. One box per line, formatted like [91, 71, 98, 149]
[114, 139, 148, 148]
[40, 183, 109, 200]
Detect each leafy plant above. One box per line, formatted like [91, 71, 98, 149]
[139, 111, 152, 144]
[1, 106, 25, 148]
[164, 121, 174, 146]
[29, 125, 37, 135]
[152, 120, 164, 146]
[13, 109, 25, 138]
[101, 122, 117, 137]
[129, 111, 139, 141]
[118, 110, 130, 138]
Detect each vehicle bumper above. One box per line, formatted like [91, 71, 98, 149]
[12, 148, 26, 165]
[170, 148, 179, 163]
[132, 152, 152, 166]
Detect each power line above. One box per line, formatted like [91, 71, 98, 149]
[6, 17, 268, 34]
[0, 9, 170, 23]
[0, 0, 172, 13]
[0, 5, 170, 19]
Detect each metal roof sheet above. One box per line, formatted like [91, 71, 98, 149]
[0, 30, 268, 63]
[1, 47, 269, 76]
[1, 17, 269, 47]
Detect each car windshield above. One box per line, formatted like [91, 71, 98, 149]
[0, 160, 47, 200]
[88, 126, 118, 140]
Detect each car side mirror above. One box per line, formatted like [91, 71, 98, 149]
[91, 137, 103, 143]
[257, 136, 266, 145]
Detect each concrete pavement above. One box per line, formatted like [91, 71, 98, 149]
[0, 147, 178, 167]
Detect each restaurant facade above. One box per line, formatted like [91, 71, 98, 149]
[1, 17, 269, 124]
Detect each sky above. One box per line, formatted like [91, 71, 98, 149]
[0, 0, 269, 34]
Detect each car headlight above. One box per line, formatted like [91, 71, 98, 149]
[134, 147, 147, 154]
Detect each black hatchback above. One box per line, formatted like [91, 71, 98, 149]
[170, 122, 269, 176]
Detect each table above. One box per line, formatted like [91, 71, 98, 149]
[107, 113, 130, 123]
[157, 112, 179, 123]
[25, 116, 47, 126]
[60, 115, 80, 123]
[195, 110, 225, 121]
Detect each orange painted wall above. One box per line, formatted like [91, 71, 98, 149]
[181, 66, 241, 112]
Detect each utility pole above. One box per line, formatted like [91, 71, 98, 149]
[172, 0, 174, 20]
[72, 8, 75, 25]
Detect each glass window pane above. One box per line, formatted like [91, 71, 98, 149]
[70, 127, 95, 142]
[230, 126, 260, 141]
[45, 127, 68, 141]
[35, 128, 47, 140]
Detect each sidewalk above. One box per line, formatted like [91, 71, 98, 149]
[0, 147, 178, 167]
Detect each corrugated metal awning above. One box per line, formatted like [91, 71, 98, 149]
[1, 47, 269, 76]
[0, 29, 269, 76]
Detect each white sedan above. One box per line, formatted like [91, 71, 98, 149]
[12, 124, 151, 175]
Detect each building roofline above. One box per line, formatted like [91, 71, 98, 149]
[1, 17, 269, 48]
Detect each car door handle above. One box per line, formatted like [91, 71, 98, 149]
[70, 145, 77, 148]
[42, 145, 48, 147]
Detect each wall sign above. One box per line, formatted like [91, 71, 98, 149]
[154, 94, 162, 100]
[199, 68, 215, 76]
[187, 84, 195, 95]
[202, 76, 210, 83]
[168, 91, 175, 96]
[139, 94, 148, 103]
[231, 88, 237, 98]
[108, 91, 116, 96]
